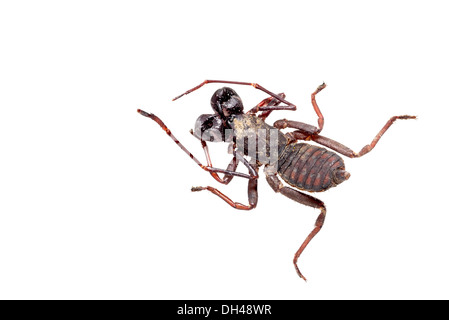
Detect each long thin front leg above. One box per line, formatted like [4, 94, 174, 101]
[265, 165, 326, 281]
[172, 80, 296, 111]
[192, 165, 259, 210]
[137, 109, 252, 179]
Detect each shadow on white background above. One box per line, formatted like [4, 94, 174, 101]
[0, 0, 446, 299]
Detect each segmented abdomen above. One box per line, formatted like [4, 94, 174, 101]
[277, 143, 347, 192]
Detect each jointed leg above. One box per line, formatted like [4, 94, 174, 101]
[273, 119, 321, 137]
[273, 83, 327, 136]
[197, 138, 239, 185]
[265, 165, 326, 281]
[311, 83, 326, 133]
[334, 115, 416, 158]
[172, 80, 296, 112]
[272, 83, 416, 157]
[286, 115, 416, 158]
[192, 165, 259, 210]
[247, 93, 287, 120]
[138, 109, 252, 179]
[198, 136, 258, 181]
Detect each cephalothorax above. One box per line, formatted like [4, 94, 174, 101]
[138, 80, 416, 281]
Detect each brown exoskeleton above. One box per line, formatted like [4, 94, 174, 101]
[137, 80, 416, 281]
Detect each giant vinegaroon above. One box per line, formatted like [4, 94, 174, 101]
[137, 80, 416, 281]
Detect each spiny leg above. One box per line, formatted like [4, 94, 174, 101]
[265, 165, 326, 281]
[137, 109, 252, 179]
[172, 79, 296, 112]
[286, 115, 417, 158]
[192, 164, 259, 210]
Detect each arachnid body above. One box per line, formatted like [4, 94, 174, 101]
[138, 80, 416, 281]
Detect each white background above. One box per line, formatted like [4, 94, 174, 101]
[1, 1, 448, 299]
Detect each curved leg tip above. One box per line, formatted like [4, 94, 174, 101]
[295, 265, 308, 282]
[399, 115, 417, 120]
[137, 109, 152, 117]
